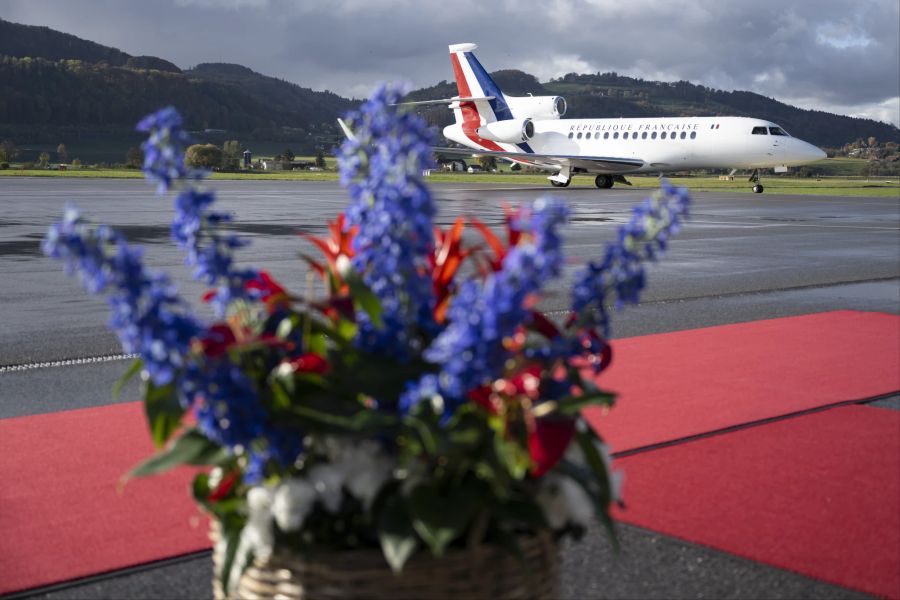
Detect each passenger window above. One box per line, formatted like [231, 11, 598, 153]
[661, 132, 667, 139]
[680, 131, 686, 139]
[613, 132, 619, 139]
[642, 132, 648, 139]
[690, 131, 697, 139]
[769, 127, 788, 136]
[604, 132, 609, 139]
[651, 132, 657, 139]
[623, 132, 630, 140]
[577, 132, 582, 139]
[587, 132, 593, 139]
[751, 127, 768, 135]
[568, 132, 573, 139]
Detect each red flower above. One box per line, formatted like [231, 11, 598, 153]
[207, 471, 238, 503]
[245, 270, 290, 312]
[197, 324, 237, 358]
[286, 352, 329, 375]
[528, 417, 576, 477]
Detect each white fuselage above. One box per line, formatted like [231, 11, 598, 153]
[444, 115, 826, 173]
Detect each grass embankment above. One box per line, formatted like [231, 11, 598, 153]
[2, 157, 897, 197]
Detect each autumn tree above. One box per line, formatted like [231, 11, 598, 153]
[185, 143, 224, 169]
[57, 143, 68, 163]
[38, 151, 50, 167]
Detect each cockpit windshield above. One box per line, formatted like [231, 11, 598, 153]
[751, 126, 768, 135]
[768, 127, 789, 136]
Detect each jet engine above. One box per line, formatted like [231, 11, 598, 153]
[506, 96, 567, 120]
[476, 118, 535, 144]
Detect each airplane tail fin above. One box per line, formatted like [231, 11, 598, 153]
[448, 43, 513, 127]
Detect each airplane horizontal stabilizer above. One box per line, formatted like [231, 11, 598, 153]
[392, 96, 495, 107]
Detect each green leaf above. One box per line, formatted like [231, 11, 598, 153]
[306, 332, 328, 356]
[572, 425, 620, 550]
[377, 494, 420, 572]
[344, 270, 383, 328]
[128, 428, 228, 478]
[112, 358, 144, 400]
[493, 435, 530, 481]
[408, 485, 477, 556]
[288, 403, 397, 433]
[552, 390, 616, 416]
[218, 519, 243, 594]
[142, 379, 185, 449]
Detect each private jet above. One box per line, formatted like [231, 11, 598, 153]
[406, 43, 826, 193]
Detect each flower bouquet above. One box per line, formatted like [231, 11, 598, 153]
[43, 85, 689, 599]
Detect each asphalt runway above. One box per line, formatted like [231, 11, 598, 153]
[1, 176, 898, 598]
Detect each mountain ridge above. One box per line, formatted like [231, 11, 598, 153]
[1, 17, 896, 154]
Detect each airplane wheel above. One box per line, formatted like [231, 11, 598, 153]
[752, 184, 764, 193]
[551, 180, 571, 188]
[595, 175, 614, 189]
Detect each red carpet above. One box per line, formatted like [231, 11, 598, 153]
[585, 310, 900, 452]
[1, 310, 897, 594]
[0, 403, 210, 595]
[614, 405, 900, 599]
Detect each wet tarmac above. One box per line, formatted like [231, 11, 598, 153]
[1, 176, 897, 599]
[1, 177, 897, 369]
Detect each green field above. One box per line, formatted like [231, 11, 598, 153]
[2, 164, 897, 197]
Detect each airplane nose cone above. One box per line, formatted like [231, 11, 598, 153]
[809, 144, 827, 161]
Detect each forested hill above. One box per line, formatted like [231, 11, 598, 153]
[406, 71, 899, 149]
[0, 18, 354, 146]
[0, 17, 896, 151]
[0, 18, 130, 65]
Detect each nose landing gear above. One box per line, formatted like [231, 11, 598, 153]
[749, 169, 765, 193]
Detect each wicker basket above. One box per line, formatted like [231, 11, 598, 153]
[211, 527, 558, 600]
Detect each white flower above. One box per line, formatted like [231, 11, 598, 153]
[244, 486, 275, 559]
[537, 475, 595, 530]
[336, 440, 394, 509]
[272, 479, 317, 532]
[308, 463, 345, 513]
[227, 486, 275, 594]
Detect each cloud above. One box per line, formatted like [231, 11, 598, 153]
[1, 0, 897, 126]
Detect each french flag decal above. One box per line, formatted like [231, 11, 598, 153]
[710, 124, 720, 129]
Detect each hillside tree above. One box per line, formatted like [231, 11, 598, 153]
[222, 139, 241, 170]
[125, 147, 143, 168]
[0, 140, 18, 162]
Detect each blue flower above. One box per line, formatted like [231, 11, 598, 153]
[137, 106, 197, 194]
[138, 110, 259, 318]
[337, 83, 437, 358]
[570, 180, 690, 337]
[43, 205, 201, 386]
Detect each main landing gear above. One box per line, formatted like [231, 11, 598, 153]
[749, 169, 765, 193]
[550, 179, 570, 188]
[595, 175, 614, 189]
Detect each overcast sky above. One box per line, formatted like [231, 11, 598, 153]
[3, 0, 898, 126]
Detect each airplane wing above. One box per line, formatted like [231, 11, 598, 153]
[433, 146, 645, 174]
[337, 119, 644, 174]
